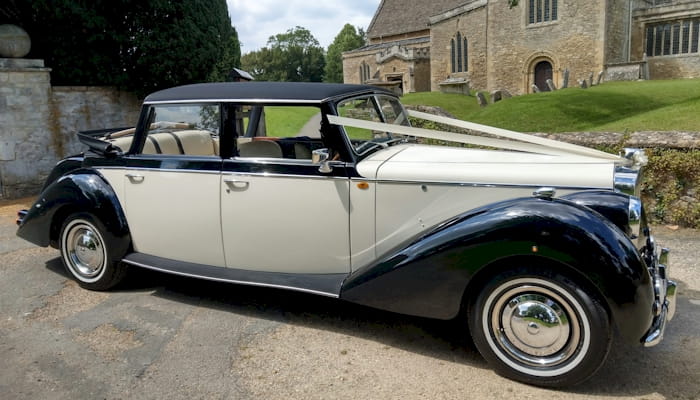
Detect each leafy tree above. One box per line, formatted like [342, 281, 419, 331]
[324, 24, 366, 83]
[208, 27, 242, 82]
[241, 26, 325, 82]
[2, 0, 236, 96]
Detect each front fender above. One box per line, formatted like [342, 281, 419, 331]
[16, 169, 129, 249]
[340, 196, 654, 342]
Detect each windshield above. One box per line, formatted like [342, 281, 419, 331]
[336, 95, 411, 155]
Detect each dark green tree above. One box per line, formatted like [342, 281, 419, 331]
[241, 26, 325, 82]
[2, 0, 236, 96]
[208, 27, 242, 81]
[324, 24, 366, 83]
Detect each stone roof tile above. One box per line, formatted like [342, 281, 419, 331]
[367, 0, 467, 39]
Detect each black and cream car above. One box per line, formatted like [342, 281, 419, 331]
[17, 82, 676, 387]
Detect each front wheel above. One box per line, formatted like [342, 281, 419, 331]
[469, 267, 612, 387]
[59, 213, 128, 290]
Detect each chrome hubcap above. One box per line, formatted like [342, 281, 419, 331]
[490, 282, 581, 368]
[66, 223, 105, 278]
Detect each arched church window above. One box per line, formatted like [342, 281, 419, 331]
[450, 33, 469, 73]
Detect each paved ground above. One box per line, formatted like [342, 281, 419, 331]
[1, 197, 699, 400]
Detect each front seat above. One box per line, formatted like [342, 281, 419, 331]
[238, 140, 283, 158]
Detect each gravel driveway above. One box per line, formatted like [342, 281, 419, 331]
[1, 198, 698, 400]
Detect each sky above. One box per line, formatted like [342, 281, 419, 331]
[226, 0, 381, 53]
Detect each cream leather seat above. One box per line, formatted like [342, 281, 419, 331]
[238, 140, 283, 158]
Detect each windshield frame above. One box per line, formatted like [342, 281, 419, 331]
[334, 94, 411, 158]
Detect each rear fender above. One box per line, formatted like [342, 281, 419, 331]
[16, 170, 129, 252]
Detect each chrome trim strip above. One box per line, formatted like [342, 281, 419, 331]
[122, 259, 341, 298]
[222, 172, 349, 181]
[96, 166, 221, 175]
[228, 157, 317, 166]
[358, 179, 609, 191]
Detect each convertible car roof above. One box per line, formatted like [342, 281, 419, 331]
[144, 82, 395, 104]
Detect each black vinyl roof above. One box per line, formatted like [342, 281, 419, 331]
[144, 82, 396, 104]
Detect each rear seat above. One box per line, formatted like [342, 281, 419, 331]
[107, 130, 217, 156]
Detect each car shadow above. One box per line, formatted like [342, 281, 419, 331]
[43, 257, 484, 368]
[44, 258, 700, 397]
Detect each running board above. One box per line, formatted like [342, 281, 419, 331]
[122, 253, 346, 298]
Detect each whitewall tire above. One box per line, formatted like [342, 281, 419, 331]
[59, 213, 128, 290]
[469, 266, 612, 387]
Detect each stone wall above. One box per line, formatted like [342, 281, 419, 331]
[0, 59, 140, 199]
[430, 3, 488, 92]
[605, 62, 646, 81]
[51, 87, 141, 156]
[605, 0, 632, 65]
[486, 0, 607, 95]
[430, 0, 611, 95]
[342, 42, 431, 94]
[648, 56, 700, 79]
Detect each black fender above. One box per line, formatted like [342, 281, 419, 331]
[16, 169, 130, 253]
[340, 196, 654, 343]
[561, 190, 636, 238]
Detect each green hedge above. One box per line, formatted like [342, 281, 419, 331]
[642, 149, 700, 228]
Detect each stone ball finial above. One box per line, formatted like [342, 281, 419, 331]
[0, 24, 32, 58]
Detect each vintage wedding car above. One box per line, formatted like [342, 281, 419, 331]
[17, 82, 675, 387]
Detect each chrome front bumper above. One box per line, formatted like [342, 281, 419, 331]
[642, 238, 677, 347]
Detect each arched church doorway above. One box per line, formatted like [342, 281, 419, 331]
[534, 61, 553, 92]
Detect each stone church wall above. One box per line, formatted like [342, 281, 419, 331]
[485, 0, 607, 95]
[430, 5, 488, 92]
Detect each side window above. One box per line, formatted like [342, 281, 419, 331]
[233, 105, 323, 160]
[142, 104, 221, 157]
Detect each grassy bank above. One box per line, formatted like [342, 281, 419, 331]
[402, 79, 700, 133]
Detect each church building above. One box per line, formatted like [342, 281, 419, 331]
[342, 0, 700, 95]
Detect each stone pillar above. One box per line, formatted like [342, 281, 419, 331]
[0, 58, 53, 198]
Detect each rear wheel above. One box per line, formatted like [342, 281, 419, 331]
[59, 213, 128, 290]
[469, 266, 611, 387]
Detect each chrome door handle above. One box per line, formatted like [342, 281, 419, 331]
[126, 173, 144, 183]
[223, 178, 249, 190]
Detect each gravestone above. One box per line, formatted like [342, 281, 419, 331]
[476, 92, 488, 107]
[490, 90, 503, 103]
[546, 79, 557, 91]
[501, 89, 512, 99]
[562, 69, 570, 88]
[597, 71, 604, 85]
[588, 72, 594, 87]
[579, 79, 588, 89]
[531, 84, 540, 93]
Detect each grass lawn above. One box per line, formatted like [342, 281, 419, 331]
[401, 79, 700, 133]
[264, 106, 320, 137]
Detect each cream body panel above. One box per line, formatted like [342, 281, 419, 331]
[97, 168, 127, 208]
[374, 184, 583, 259]
[356, 144, 616, 261]
[123, 169, 225, 267]
[375, 184, 524, 257]
[371, 145, 615, 188]
[349, 179, 376, 272]
[221, 173, 350, 273]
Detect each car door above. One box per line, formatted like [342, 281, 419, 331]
[220, 105, 351, 274]
[121, 103, 226, 267]
[220, 158, 351, 273]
